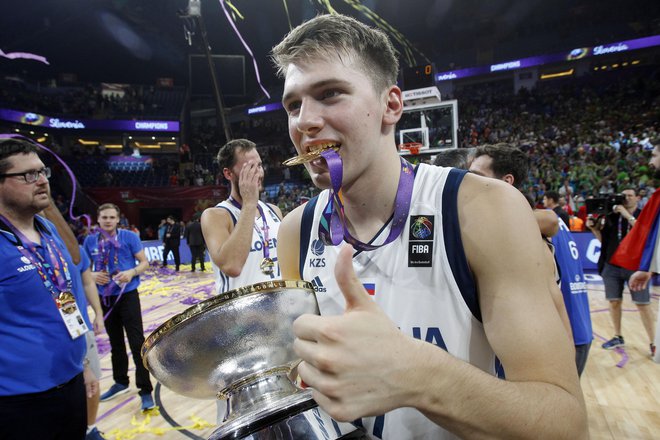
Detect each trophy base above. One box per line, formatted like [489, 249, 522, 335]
[209, 391, 367, 440]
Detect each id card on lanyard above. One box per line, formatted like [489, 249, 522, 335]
[0, 216, 88, 339]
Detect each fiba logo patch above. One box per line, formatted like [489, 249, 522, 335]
[410, 216, 433, 240]
[21, 256, 31, 265]
[409, 215, 434, 267]
[311, 239, 325, 256]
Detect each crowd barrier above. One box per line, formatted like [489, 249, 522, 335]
[142, 239, 208, 266]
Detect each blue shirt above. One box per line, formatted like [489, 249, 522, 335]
[552, 219, 593, 345]
[0, 216, 87, 395]
[83, 229, 143, 294]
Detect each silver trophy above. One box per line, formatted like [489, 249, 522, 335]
[142, 280, 366, 440]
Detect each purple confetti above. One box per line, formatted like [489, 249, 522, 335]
[217, 0, 270, 99]
[0, 48, 50, 65]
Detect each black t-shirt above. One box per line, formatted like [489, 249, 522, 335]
[597, 208, 641, 273]
[553, 206, 570, 228]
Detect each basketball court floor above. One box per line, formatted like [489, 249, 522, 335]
[92, 265, 659, 439]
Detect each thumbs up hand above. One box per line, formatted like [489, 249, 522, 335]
[293, 245, 420, 422]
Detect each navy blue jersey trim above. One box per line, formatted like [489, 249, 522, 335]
[263, 202, 282, 222]
[218, 271, 230, 293]
[216, 205, 237, 225]
[442, 168, 481, 322]
[299, 196, 319, 278]
[495, 356, 506, 379]
[352, 211, 395, 258]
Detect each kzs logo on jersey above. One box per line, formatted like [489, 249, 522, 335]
[309, 239, 326, 267]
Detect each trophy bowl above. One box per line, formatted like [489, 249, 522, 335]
[141, 279, 318, 401]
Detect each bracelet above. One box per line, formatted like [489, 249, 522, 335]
[628, 216, 636, 223]
[133, 268, 139, 277]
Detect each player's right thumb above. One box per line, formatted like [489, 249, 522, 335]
[335, 244, 374, 312]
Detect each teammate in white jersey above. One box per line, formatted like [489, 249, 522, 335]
[271, 14, 587, 439]
[201, 139, 283, 293]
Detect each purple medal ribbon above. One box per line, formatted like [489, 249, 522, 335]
[0, 215, 73, 303]
[94, 229, 128, 314]
[318, 150, 415, 252]
[228, 197, 271, 262]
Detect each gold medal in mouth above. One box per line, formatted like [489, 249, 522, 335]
[282, 144, 340, 167]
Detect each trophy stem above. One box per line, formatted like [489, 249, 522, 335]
[219, 367, 303, 423]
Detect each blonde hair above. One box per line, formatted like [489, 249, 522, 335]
[271, 14, 399, 94]
[97, 203, 120, 216]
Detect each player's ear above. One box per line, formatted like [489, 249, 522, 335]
[222, 167, 233, 181]
[383, 85, 403, 126]
[502, 174, 515, 186]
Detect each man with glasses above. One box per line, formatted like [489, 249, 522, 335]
[0, 164, 51, 182]
[0, 137, 97, 439]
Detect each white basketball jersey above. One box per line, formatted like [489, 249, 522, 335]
[299, 164, 498, 440]
[212, 200, 281, 293]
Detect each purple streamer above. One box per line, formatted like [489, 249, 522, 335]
[217, 0, 271, 99]
[0, 134, 91, 230]
[180, 296, 202, 305]
[0, 48, 50, 65]
[96, 336, 112, 356]
[593, 331, 629, 368]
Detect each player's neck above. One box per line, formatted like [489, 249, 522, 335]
[100, 227, 118, 238]
[340, 154, 405, 239]
[229, 189, 243, 206]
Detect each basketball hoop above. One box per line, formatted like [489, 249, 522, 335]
[399, 142, 422, 155]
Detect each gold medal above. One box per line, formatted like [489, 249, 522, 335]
[58, 291, 78, 314]
[260, 258, 275, 275]
[282, 146, 340, 167]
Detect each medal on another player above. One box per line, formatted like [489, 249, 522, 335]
[260, 257, 275, 275]
[58, 291, 78, 314]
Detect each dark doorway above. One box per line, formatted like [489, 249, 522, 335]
[140, 208, 182, 240]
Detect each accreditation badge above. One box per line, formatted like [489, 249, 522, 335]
[57, 291, 89, 339]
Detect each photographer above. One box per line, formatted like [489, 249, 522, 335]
[586, 188, 655, 356]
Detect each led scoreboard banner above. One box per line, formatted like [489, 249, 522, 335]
[434, 34, 660, 82]
[0, 108, 180, 132]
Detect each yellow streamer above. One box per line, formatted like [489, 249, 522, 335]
[105, 412, 214, 440]
[224, 1, 245, 20]
[312, 0, 430, 67]
[282, 0, 293, 30]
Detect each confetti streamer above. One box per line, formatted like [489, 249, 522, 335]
[313, 0, 430, 67]
[105, 413, 213, 440]
[282, 0, 293, 31]
[217, 0, 271, 99]
[0, 48, 50, 65]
